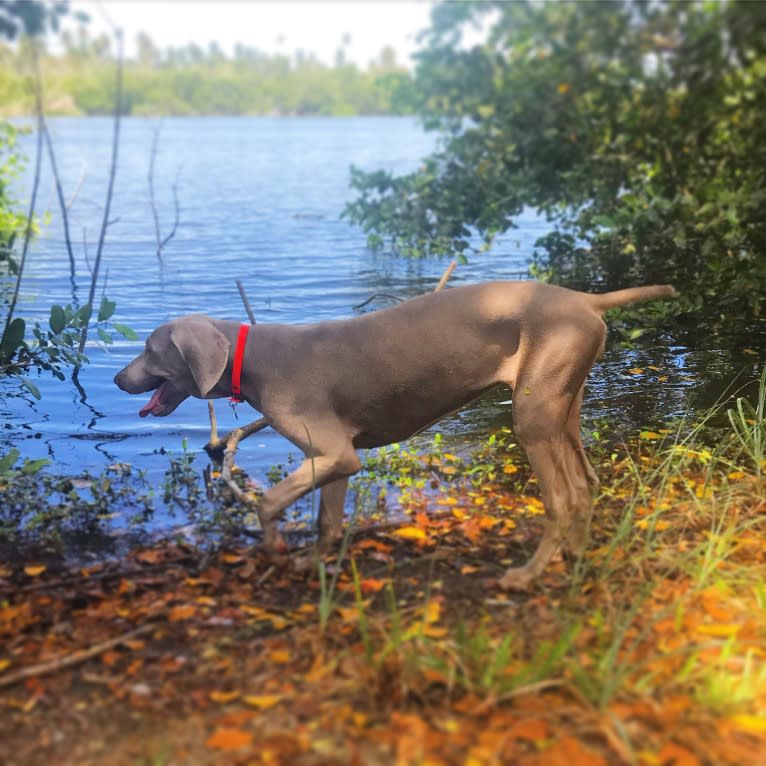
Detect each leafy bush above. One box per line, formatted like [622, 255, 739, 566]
[346, 0, 766, 320]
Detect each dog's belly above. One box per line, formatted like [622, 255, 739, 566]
[350, 382, 499, 449]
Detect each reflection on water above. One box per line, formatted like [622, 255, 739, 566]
[1, 117, 764, 535]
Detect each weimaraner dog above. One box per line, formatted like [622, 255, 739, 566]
[115, 280, 676, 589]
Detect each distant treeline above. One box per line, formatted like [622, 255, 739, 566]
[0, 28, 416, 116]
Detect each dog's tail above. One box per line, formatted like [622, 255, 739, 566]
[587, 284, 677, 313]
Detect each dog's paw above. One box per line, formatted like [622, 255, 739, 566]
[497, 568, 536, 592]
[290, 551, 319, 574]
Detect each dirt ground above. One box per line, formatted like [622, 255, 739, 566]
[1, 477, 765, 766]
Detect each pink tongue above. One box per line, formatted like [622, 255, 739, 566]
[139, 385, 165, 417]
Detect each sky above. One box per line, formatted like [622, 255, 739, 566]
[68, 1, 436, 69]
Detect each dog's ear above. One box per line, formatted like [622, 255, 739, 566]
[170, 319, 230, 397]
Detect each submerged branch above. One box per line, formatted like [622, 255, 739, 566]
[148, 124, 182, 259]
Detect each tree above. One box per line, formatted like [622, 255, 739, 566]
[344, 0, 766, 318]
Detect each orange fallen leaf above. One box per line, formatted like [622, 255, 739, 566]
[512, 718, 550, 741]
[392, 526, 428, 542]
[359, 578, 387, 594]
[354, 539, 392, 553]
[206, 727, 253, 751]
[269, 648, 291, 664]
[209, 690, 241, 704]
[168, 604, 197, 622]
[135, 549, 163, 564]
[657, 742, 700, 766]
[24, 564, 46, 577]
[627, 367, 644, 375]
[243, 694, 282, 709]
[101, 650, 120, 667]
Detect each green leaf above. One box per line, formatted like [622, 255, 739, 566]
[112, 322, 138, 341]
[21, 458, 50, 475]
[20, 377, 41, 399]
[76, 305, 92, 324]
[98, 297, 116, 322]
[0, 449, 20, 474]
[49, 304, 66, 334]
[97, 327, 113, 345]
[1, 317, 25, 355]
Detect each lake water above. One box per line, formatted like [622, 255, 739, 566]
[1, 117, 763, 532]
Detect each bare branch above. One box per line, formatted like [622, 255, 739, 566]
[41, 119, 75, 278]
[148, 125, 182, 259]
[435, 259, 457, 292]
[78, 28, 123, 355]
[159, 163, 182, 251]
[0, 624, 155, 689]
[235, 279, 257, 325]
[3, 47, 43, 336]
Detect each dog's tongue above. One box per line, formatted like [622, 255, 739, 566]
[139, 384, 166, 417]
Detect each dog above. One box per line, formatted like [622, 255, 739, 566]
[114, 280, 676, 589]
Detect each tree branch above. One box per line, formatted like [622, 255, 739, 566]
[2, 47, 43, 337]
[77, 27, 123, 356]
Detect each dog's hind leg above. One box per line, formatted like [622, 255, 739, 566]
[563, 383, 599, 555]
[499, 353, 597, 590]
[317, 477, 350, 552]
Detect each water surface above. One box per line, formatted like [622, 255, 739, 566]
[1, 117, 762, 533]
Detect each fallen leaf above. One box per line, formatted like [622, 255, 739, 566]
[243, 694, 282, 709]
[512, 717, 550, 741]
[24, 564, 46, 577]
[359, 578, 387, 594]
[392, 526, 428, 542]
[135, 549, 163, 564]
[206, 727, 253, 751]
[729, 714, 766, 734]
[168, 604, 197, 622]
[657, 742, 700, 766]
[695, 623, 741, 637]
[269, 648, 291, 664]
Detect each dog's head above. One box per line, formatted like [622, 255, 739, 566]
[114, 316, 230, 417]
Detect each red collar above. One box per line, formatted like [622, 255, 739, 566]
[230, 323, 250, 404]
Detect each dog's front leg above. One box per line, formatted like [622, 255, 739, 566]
[257, 450, 360, 558]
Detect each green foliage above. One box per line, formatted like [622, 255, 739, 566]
[346, 0, 766, 319]
[0, 0, 73, 40]
[0, 29, 413, 117]
[0, 122, 27, 257]
[0, 300, 134, 396]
